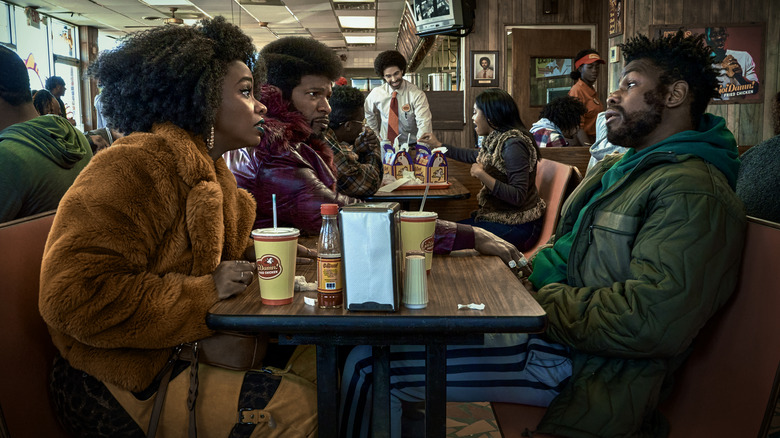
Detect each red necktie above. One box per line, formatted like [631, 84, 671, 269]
[388, 91, 399, 144]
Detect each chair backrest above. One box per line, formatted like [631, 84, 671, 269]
[659, 216, 780, 437]
[0, 211, 70, 437]
[524, 159, 576, 258]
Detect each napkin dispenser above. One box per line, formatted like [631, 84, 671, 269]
[340, 202, 402, 311]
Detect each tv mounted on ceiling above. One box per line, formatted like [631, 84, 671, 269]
[411, 0, 475, 37]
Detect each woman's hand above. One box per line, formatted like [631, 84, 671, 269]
[470, 163, 496, 190]
[470, 162, 486, 179]
[213, 260, 255, 300]
[297, 243, 317, 265]
[417, 132, 442, 148]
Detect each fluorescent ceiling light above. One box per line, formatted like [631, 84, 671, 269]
[338, 16, 375, 29]
[334, 0, 375, 2]
[345, 35, 375, 44]
[144, 0, 194, 5]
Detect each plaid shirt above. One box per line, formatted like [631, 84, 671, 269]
[324, 129, 383, 198]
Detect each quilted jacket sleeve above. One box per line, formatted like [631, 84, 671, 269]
[535, 170, 746, 359]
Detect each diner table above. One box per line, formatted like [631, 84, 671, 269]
[207, 244, 546, 438]
[365, 176, 471, 210]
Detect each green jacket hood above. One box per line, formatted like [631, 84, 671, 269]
[0, 115, 90, 169]
[614, 114, 740, 189]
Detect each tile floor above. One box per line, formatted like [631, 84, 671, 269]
[445, 402, 501, 438]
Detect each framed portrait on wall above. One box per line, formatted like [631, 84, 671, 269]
[650, 24, 765, 104]
[609, 0, 624, 37]
[472, 51, 498, 87]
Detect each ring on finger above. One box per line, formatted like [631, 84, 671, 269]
[508, 260, 517, 269]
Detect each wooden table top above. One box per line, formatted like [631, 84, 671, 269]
[207, 249, 546, 336]
[365, 177, 471, 202]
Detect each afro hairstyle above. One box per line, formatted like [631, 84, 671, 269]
[0, 46, 33, 106]
[260, 37, 342, 101]
[619, 30, 719, 126]
[328, 85, 365, 129]
[87, 16, 258, 138]
[373, 50, 407, 78]
[539, 96, 586, 134]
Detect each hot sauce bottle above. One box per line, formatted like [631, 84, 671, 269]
[317, 204, 343, 308]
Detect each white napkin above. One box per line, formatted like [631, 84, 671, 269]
[377, 177, 412, 192]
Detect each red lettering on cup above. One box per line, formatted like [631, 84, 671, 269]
[257, 254, 282, 279]
[421, 236, 434, 253]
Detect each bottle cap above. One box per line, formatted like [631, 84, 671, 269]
[320, 204, 339, 215]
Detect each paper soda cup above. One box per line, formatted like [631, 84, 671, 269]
[400, 211, 437, 273]
[251, 227, 300, 305]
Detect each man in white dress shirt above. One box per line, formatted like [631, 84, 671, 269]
[364, 50, 432, 146]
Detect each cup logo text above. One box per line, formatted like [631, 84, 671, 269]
[257, 254, 282, 279]
[421, 236, 434, 253]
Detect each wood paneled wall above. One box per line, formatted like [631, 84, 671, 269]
[611, 0, 778, 145]
[428, 0, 778, 222]
[434, 0, 777, 148]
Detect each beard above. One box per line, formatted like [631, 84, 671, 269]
[607, 89, 665, 149]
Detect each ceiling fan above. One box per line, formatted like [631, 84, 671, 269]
[163, 8, 183, 25]
[125, 7, 201, 29]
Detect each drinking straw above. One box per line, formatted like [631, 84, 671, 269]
[272, 194, 278, 229]
[419, 184, 430, 212]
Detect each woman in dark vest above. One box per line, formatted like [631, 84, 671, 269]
[419, 88, 545, 251]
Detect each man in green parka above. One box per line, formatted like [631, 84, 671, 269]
[0, 46, 92, 223]
[339, 31, 745, 438]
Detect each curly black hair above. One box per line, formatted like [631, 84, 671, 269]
[88, 16, 258, 137]
[539, 96, 586, 134]
[570, 49, 600, 81]
[620, 30, 719, 126]
[45, 76, 65, 91]
[0, 45, 32, 106]
[479, 56, 491, 67]
[328, 85, 365, 129]
[373, 50, 407, 78]
[261, 37, 342, 101]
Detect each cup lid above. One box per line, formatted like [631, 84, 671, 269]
[251, 227, 300, 238]
[400, 211, 438, 219]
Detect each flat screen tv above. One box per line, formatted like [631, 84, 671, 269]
[411, 0, 474, 37]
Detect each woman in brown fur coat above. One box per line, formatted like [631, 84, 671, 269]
[39, 17, 317, 437]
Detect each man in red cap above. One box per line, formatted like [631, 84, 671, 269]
[568, 49, 606, 145]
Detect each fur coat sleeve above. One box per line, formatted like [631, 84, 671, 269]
[39, 123, 256, 391]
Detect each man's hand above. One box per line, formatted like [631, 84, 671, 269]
[473, 227, 522, 266]
[355, 127, 379, 155]
[297, 243, 317, 265]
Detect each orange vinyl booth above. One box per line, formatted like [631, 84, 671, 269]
[493, 216, 780, 438]
[0, 210, 70, 438]
[523, 158, 581, 259]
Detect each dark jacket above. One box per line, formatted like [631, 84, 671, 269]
[534, 115, 746, 437]
[225, 85, 359, 235]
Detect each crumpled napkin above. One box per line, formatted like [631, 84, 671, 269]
[457, 303, 485, 310]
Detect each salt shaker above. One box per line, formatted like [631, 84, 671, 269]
[403, 251, 428, 309]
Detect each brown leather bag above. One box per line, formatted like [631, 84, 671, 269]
[147, 331, 270, 438]
[179, 331, 269, 371]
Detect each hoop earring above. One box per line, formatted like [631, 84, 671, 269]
[206, 125, 214, 151]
